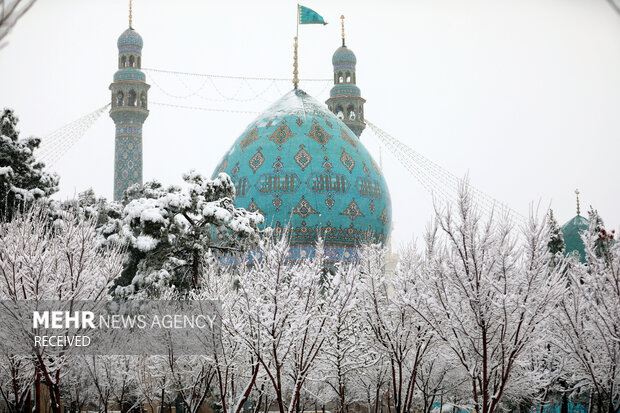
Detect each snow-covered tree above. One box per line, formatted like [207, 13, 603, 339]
[316, 264, 370, 413]
[58, 188, 123, 229]
[189, 253, 260, 413]
[555, 225, 620, 413]
[224, 237, 356, 413]
[359, 243, 434, 413]
[547, 209, 565, 265]
[353, 355, 389, 413]
[0, 205, 124, 413]
[130, 356, 172, 412]
[0, 355, 34, 413]
[587, 207, 615, 264]
[164, 355, 215, 413]
[413, 341, 473, 413]
[415, 188, 566, 413]
[0, 108, 58, 220]
[152, 284, 219, 413]
[78, 355, 139, 413]
[111, 171, 264, 297]
[60, 357, 99, 413]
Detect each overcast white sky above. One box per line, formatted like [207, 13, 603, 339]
[1, 0, 618, 245]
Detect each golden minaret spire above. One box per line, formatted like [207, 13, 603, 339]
[293, 4, 300, 89]
[575, 188, 581, 215]
[293, 36, 299, 90]
[129, 0, 133, 29]
[341, 15, 345, 46]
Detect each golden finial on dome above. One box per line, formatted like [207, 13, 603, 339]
[341, 15, 345, 46]
[129, 0, 133, 29]
[293, 36, 299, 89]
[575, 188, 581, 215]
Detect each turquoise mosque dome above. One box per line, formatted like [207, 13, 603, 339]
[212, 89, 392, 262]
[117, 28, 143, 50]
[562, 214, 589, 263]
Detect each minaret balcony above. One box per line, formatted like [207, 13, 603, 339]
[109, 106, 149, 124]
[113, 68, 146, 83]
[328, 84, 361, 98]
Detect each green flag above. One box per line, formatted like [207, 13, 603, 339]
[299, 5, 327, 25]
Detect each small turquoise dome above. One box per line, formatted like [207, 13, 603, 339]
[117, 28, 143, 49]
[212, 89, 391, 262]
[332, 46, 357, 66]
[562, 215, 589, 263]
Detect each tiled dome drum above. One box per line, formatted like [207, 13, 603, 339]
[212, 89, 392, 262]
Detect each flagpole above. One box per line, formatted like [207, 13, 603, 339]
[293, 4, 299, 90]
[296, 3, 299, 37]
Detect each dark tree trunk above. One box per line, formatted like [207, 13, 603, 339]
[561, 393, 568, 413]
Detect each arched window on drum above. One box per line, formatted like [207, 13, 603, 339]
[336, 105, 344, 120]
[128, 89, 137, 106]
[347, 104, 356, 120]
[116, 90, 124, 107]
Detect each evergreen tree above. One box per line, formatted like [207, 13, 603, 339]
[0, 108, 58, 220]
[587, 206, 614, 263]
[109, 170, 264, 297]
[547, 209, 565, 256]
[57, 188, 123, 232]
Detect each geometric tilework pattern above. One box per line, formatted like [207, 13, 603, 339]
[114, 136, 143, 201]
[212, 89, 392, 262]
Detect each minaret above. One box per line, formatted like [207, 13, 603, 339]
[326, 15, 366, 138]
[109, 0, 149, 201]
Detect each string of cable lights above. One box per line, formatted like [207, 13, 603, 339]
[365, 120, 526, 223]
[145, 68, 332, 104]
[38, 104, 110, 166]
[34, 72, 521, 224]
[142, 67, 332, 82]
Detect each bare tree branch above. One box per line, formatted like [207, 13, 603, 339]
[0, 0, 36, 49]
[606, 0, 620, 17]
